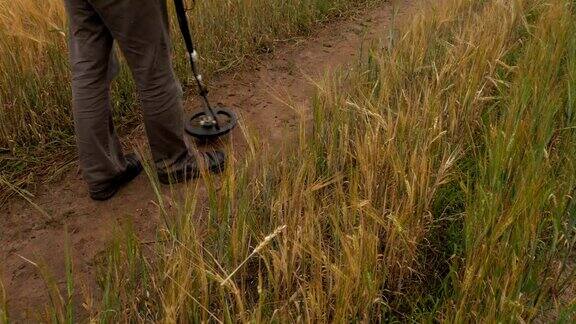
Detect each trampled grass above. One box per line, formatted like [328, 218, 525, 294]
[41, 0, 572, 321]
[0, 0, 377, 201]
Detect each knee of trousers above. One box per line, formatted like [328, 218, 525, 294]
[71, 69, 111, 95]
[138, 77, 182, 108]
[71, 83, 111, 119]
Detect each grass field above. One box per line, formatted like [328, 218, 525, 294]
[1, 0, 576, 321]
[0, 0, 377, 201]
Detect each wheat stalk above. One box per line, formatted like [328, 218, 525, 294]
[220, 225, 287, 286]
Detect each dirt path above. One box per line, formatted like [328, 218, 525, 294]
[1, 1, 411, 321]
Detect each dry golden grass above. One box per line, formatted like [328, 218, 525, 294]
[1, 0, 575, 322]
[42, 0, 571, 322]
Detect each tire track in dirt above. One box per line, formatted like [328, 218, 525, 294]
[0, 1, 413, 320]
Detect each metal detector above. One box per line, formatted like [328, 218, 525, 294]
[174, 0, 238, 140]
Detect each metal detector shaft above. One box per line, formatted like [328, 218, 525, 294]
[174, 0, 220, 129]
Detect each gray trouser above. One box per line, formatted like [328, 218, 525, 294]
[64, 0, 189, 190]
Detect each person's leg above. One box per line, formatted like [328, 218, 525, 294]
[64, 0, 128, 190]
[87, 0, 189, 173]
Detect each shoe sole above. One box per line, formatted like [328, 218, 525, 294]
[158, 159, 225, 185]
[90, 163, 143, 201]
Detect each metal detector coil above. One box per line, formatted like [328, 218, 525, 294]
[174, 0, 238, 140]
[186, 107, 238, 140]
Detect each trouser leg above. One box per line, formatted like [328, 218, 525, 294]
[88, 0, 189, 172]
[64, 0, 126, 189]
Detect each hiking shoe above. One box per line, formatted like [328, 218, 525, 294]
[89, 153, 143, 201]
[157, 151, 226, 185]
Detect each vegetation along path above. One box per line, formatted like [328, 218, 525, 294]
[0, 1, 413, 319]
